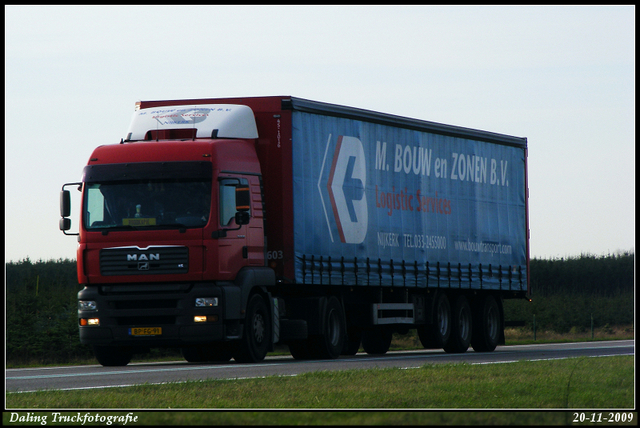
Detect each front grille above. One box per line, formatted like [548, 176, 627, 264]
[111, 299, 178, 310]
[116, 316, 176, 326]
[100, 246, 189, 276]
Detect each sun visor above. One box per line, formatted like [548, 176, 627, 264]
[125, 104, 259, 141]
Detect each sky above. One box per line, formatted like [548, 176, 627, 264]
[4, 5, 635, 262]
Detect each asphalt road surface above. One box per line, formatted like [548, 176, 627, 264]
[6, 340, 634, 394]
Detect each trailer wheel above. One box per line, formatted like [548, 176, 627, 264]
[471, 295, 501, 352]
[443, 295, 472, 353]
[92, 345, 133, 367]
[234, 294, 271, 363]
[418, 292, 451, 349]
[361, 328, 392, 355]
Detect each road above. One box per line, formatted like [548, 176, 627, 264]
[6, 340, 634, 393]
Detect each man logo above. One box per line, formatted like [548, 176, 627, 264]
[325, 135, 368, 244]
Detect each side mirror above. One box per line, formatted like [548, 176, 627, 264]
[59, 217, 72, 231]
[234, 210, 250, 226]
[60, 183, 81, 236]
[234, 185, 251, 226]
[235, 186, 250, 212]
[60, 190, 71, 218]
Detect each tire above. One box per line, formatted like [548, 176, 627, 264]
[288, 297, 345, 360]
[234, 294, 271, 363]
[471, 295, 501, 352]
[280, 319, 308, 342]
[342, 327, 362, 356]
[443, 295, 472, 354]
[182, 342, 236, 363]
[93, 345, 133, 367]
[181, 346, 206, 363]
[206, 343, 235, 362]
[288, 339, 314, 360]
[314, 296, 345, 359]
[361, 328, 392, 355]
[418, 292, 451, 349]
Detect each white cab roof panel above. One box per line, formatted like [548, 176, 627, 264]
[126, 104, 258, 141]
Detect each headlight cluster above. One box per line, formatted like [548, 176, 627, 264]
[78, 300, 97, 311]
[194, 297, 219, 323]
[78, 300, 99, 326]
[195, 297, 218, 307]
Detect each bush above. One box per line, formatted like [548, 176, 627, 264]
[6, 258, 93, 364]
[5, 252, 635, 364]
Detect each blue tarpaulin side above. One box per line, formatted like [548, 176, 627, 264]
[291, 111, 527, 291]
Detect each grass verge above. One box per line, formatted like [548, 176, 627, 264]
[6, 356, 634, 412]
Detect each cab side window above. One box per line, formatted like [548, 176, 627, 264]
[219, 178, 250, 226]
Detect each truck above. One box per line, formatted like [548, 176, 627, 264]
[59, 96, 530, 366]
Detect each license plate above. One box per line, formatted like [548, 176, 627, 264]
[129, 327, 162, 336]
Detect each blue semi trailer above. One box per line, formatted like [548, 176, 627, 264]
[62, 96, 529, 365]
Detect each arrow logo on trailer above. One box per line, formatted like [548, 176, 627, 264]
[323, 135, 368, 244]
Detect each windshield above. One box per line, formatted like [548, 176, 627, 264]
[84, 179, 212, 230]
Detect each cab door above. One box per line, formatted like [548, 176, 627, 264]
[215, 175, 265, 278]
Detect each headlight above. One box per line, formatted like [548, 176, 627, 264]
[78, 300, 97, 311]
[195, 297, 218, 307]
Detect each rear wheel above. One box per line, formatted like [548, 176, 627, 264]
[288, 339, 314, 360]
[288, 297, 345, 360]
[314, 296, 345, 359]
[443, 295, 472, 353]
[342, 327, 362, 356]
[471, 295, 501, 352]
[234, 294, 271, 363]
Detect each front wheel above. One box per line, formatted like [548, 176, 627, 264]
[92, 345, 133, 367]
[234, 294, 271, 363]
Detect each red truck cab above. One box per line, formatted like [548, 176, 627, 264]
[61, 103, 274, 365]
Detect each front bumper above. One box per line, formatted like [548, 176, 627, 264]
[78, 282, 240, 347]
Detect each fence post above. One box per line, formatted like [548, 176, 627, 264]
[533, 314, 536, 341]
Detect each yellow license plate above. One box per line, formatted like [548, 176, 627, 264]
[129, 327, 162, 336]
[123, 218, 156, 226]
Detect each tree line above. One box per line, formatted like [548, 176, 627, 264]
[5, 252, 635, 365]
